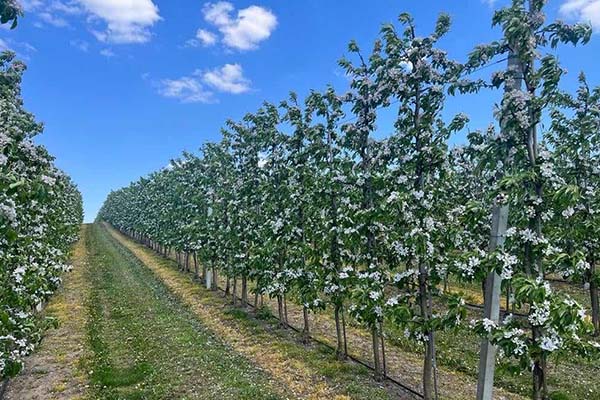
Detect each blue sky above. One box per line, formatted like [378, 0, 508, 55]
[1, 0, 599, 222]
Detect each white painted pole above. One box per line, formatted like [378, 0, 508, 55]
[206, 268, 213, 290]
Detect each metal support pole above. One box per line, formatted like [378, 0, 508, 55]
[476, 50, 522, 400]
[476, 204, 508, 400]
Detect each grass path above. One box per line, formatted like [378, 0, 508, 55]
[104, 223, 410, 400]
[113, 226, 524, 400]
[81, 223, 289, 400]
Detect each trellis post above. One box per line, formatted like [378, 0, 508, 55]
[206, 268, 213, 290]
[476, 203, 508, 400]
[476, 50, 522, 400]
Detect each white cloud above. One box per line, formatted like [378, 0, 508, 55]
[23, 0, 161, 44]
[156, 63, 251, 103]
[203, 2, 234, 26]
[184, 28, 218, 47]
[50, 1, 82, 14]
[38, 11, 69, 27]
[21, 42, 37, 52]
[184, 38, 198, 48]
[99, 48, 114, 57]
[560, 0, 600, 30]
[199, 1, 277, 51]
[158, 77, 214, 103]
[70, 38, 89, 51]
[196, 28, 217, 46]
[21, 0, 81, 27]
[80, 0, 161, 43]
[201, 63, 251, 94]
[20, 0, 44, 11]
[0, 39, 36, 58]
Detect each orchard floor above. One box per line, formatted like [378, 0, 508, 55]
[6, 224, 411, 400]
[12, 222, 592, 400]
[104, 223, 525, 400]
[7, 223, 597, 400]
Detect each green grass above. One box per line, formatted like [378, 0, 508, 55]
[82, 224, 284, 400]
[215, 300, 393, 400]
[134, 243, 397, 399]
[109, 224, 401, 399]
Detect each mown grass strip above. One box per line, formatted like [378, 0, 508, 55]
[84, 223, 285, 400]
[104, 223, 408, 400]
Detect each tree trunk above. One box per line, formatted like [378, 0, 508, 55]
[302, 306, 310, 344]
[371, 327, 383, 382]
[241, 276, 248, 307]
[481, 279, 486, 304]
[506, 281, 511, 312]
[334, 304, 347, 360]
[232, 277, 238, 306]
[419, 261, 434, 400]
[532, 328, 547, 400]
[193, 252, 199, 280]
[532, 359, 545, 400]
[423, 338, 434, 400]
[225, 277, 231, 296]
[380, 322, 387, 378]
[283, 294, 289, 326]
[430, 330, 439, 400]
[342, 305, 348, 356]
[589, 261, 599, 336]
[212, 267, 218, 291]
[542, 353, 548, 398]
[277, 295, 287, 329]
